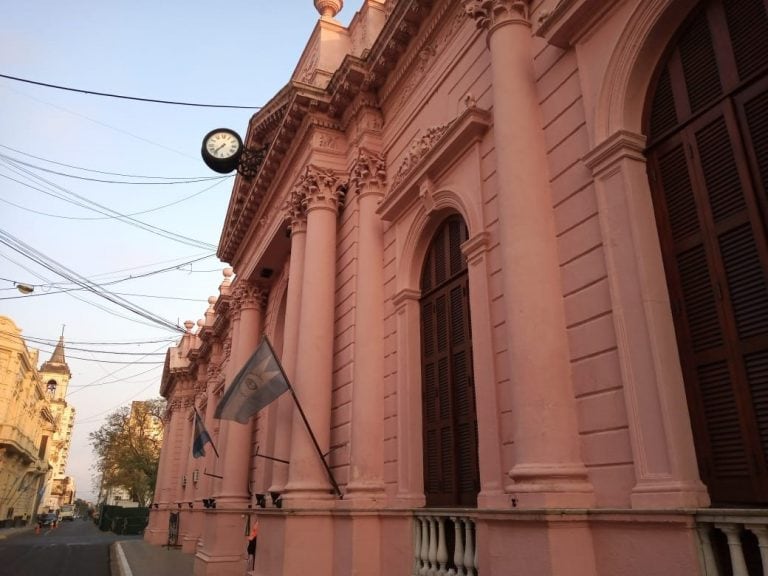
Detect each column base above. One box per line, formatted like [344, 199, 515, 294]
[193, 510, 250, 576]
[342, 481, 386, 509]
[507, 463, 595, 508]
[194, 550, 247, 576]
[630, 479, 711, 509]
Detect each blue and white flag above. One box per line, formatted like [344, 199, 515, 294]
[214, 337, 290, 424]
[192, 408, 216, 458]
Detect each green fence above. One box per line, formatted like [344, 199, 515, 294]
[97, 505, 149, 535]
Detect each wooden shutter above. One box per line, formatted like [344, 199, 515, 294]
[421, 216, 479, 507]
[646, 0, 768, 504]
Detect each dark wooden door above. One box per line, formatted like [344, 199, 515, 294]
[646, 0, 768, 504]
[420, 216, 479, 507]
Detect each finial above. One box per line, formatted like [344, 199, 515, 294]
[184, 320, 195, 332]
[196, 319, 205, 332]
[207, 296, 217, 310]
[315, 0, 342, 18]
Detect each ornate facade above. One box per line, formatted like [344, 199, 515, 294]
[148, 1, 768, 574]
[0, 317, 58, 525]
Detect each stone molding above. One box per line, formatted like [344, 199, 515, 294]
[463, 0, 530, 30]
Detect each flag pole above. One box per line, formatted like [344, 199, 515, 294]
[263, 337, 343, 498]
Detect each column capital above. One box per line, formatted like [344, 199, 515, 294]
[349, 148, 386, 199]
[293, 164, 346, 214]
[232, 282, 268, 312]
[463, 0, 530, 30]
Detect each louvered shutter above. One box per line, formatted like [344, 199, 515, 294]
[420, 216, 478, 507]
[646, 0, 768, 503]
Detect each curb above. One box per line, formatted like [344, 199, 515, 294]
[110, 542, 134, 576]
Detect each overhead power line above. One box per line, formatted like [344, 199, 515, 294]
[0, 143, 222, 180]
[0, 228, 186, 333]
[0, 73, 261, 109]
[0, 330, 176, 346]
[0, 253, 216, 292]
[0, 153, 229, 185]
[0, 157, 217, 250]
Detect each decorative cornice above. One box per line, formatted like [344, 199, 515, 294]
[349, 149, 386, 197]
[463, 0, 530, 29]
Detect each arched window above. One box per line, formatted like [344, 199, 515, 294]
[420, 215, 479, 507]
[46, 379, 57, 395]
[646, 0, 768, 504]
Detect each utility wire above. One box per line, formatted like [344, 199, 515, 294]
[0, 176, 230, 221]
[0, 143, 220, 179]
[0, 330, 176, 346]
[0, 253, 216, 292]
[0, 158, 217, 250]
[0, 152, 228, 184]
[0, 73, 262, 109]
[0, 250, 178, 331]
[0, 228, 185, 333]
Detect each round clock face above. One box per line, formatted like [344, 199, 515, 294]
[201, 128, 243, 173]
[205, 130, 241, 159]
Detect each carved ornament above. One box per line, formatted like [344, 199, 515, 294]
[292, 165, 346, 213]
[391, 121, 455, 189]
[463, 0, 530, 29]
[233, 283, 268, 311]
[350, 149, 386, 196]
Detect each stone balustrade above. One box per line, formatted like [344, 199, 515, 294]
[697, 510, 768, 575]
[412, 512, 478, 576]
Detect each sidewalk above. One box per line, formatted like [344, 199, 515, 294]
[111, 539, 194, 576]
[0, 523, 34, 539]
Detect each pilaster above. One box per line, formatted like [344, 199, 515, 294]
[344, 149, 387, 505]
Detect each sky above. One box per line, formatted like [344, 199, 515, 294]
[0, 1, 361, 502]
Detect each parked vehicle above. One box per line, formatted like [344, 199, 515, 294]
[59, 505, 74, 521]
[37, 513, 56, 528]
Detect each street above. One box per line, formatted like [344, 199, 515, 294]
[0, 519, 140, 576]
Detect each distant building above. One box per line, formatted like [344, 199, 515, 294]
[0, 316, 57, 526]
[38, 335, 76, 512]
[149, 1, 768, 575]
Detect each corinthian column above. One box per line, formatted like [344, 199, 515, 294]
[345, 150, 386, 504]
[217, 282, 267, 504]
[464, 0, 594, 507]
[282, 165, 344, 505]
[268, 199, 308, 494]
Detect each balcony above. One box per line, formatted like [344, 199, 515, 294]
[696, 510, 768, 575]
[0, 424, 37, 463]
[412, 511, 477, 576]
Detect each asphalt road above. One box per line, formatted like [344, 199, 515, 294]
[0, 519, 140, 576]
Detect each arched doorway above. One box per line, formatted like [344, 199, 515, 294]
[646, 0, 768, 504]
[420, 215, 479, 507]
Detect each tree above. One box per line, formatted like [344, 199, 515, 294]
[90, 399, 165, 507]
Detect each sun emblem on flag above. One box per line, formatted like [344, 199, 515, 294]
[243, 354, 281, 391]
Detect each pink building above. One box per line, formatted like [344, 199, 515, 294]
[147, 0, 768, 574]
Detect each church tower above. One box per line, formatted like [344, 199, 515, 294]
[39, 334, 77, 510]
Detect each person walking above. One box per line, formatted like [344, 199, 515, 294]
[246, 518, 259, 570]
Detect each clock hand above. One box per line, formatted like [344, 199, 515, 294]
[214, 143, 226, 153]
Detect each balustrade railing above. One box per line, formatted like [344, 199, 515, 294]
[412, 512, 477, 576]
[696, 510, 768, 575]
